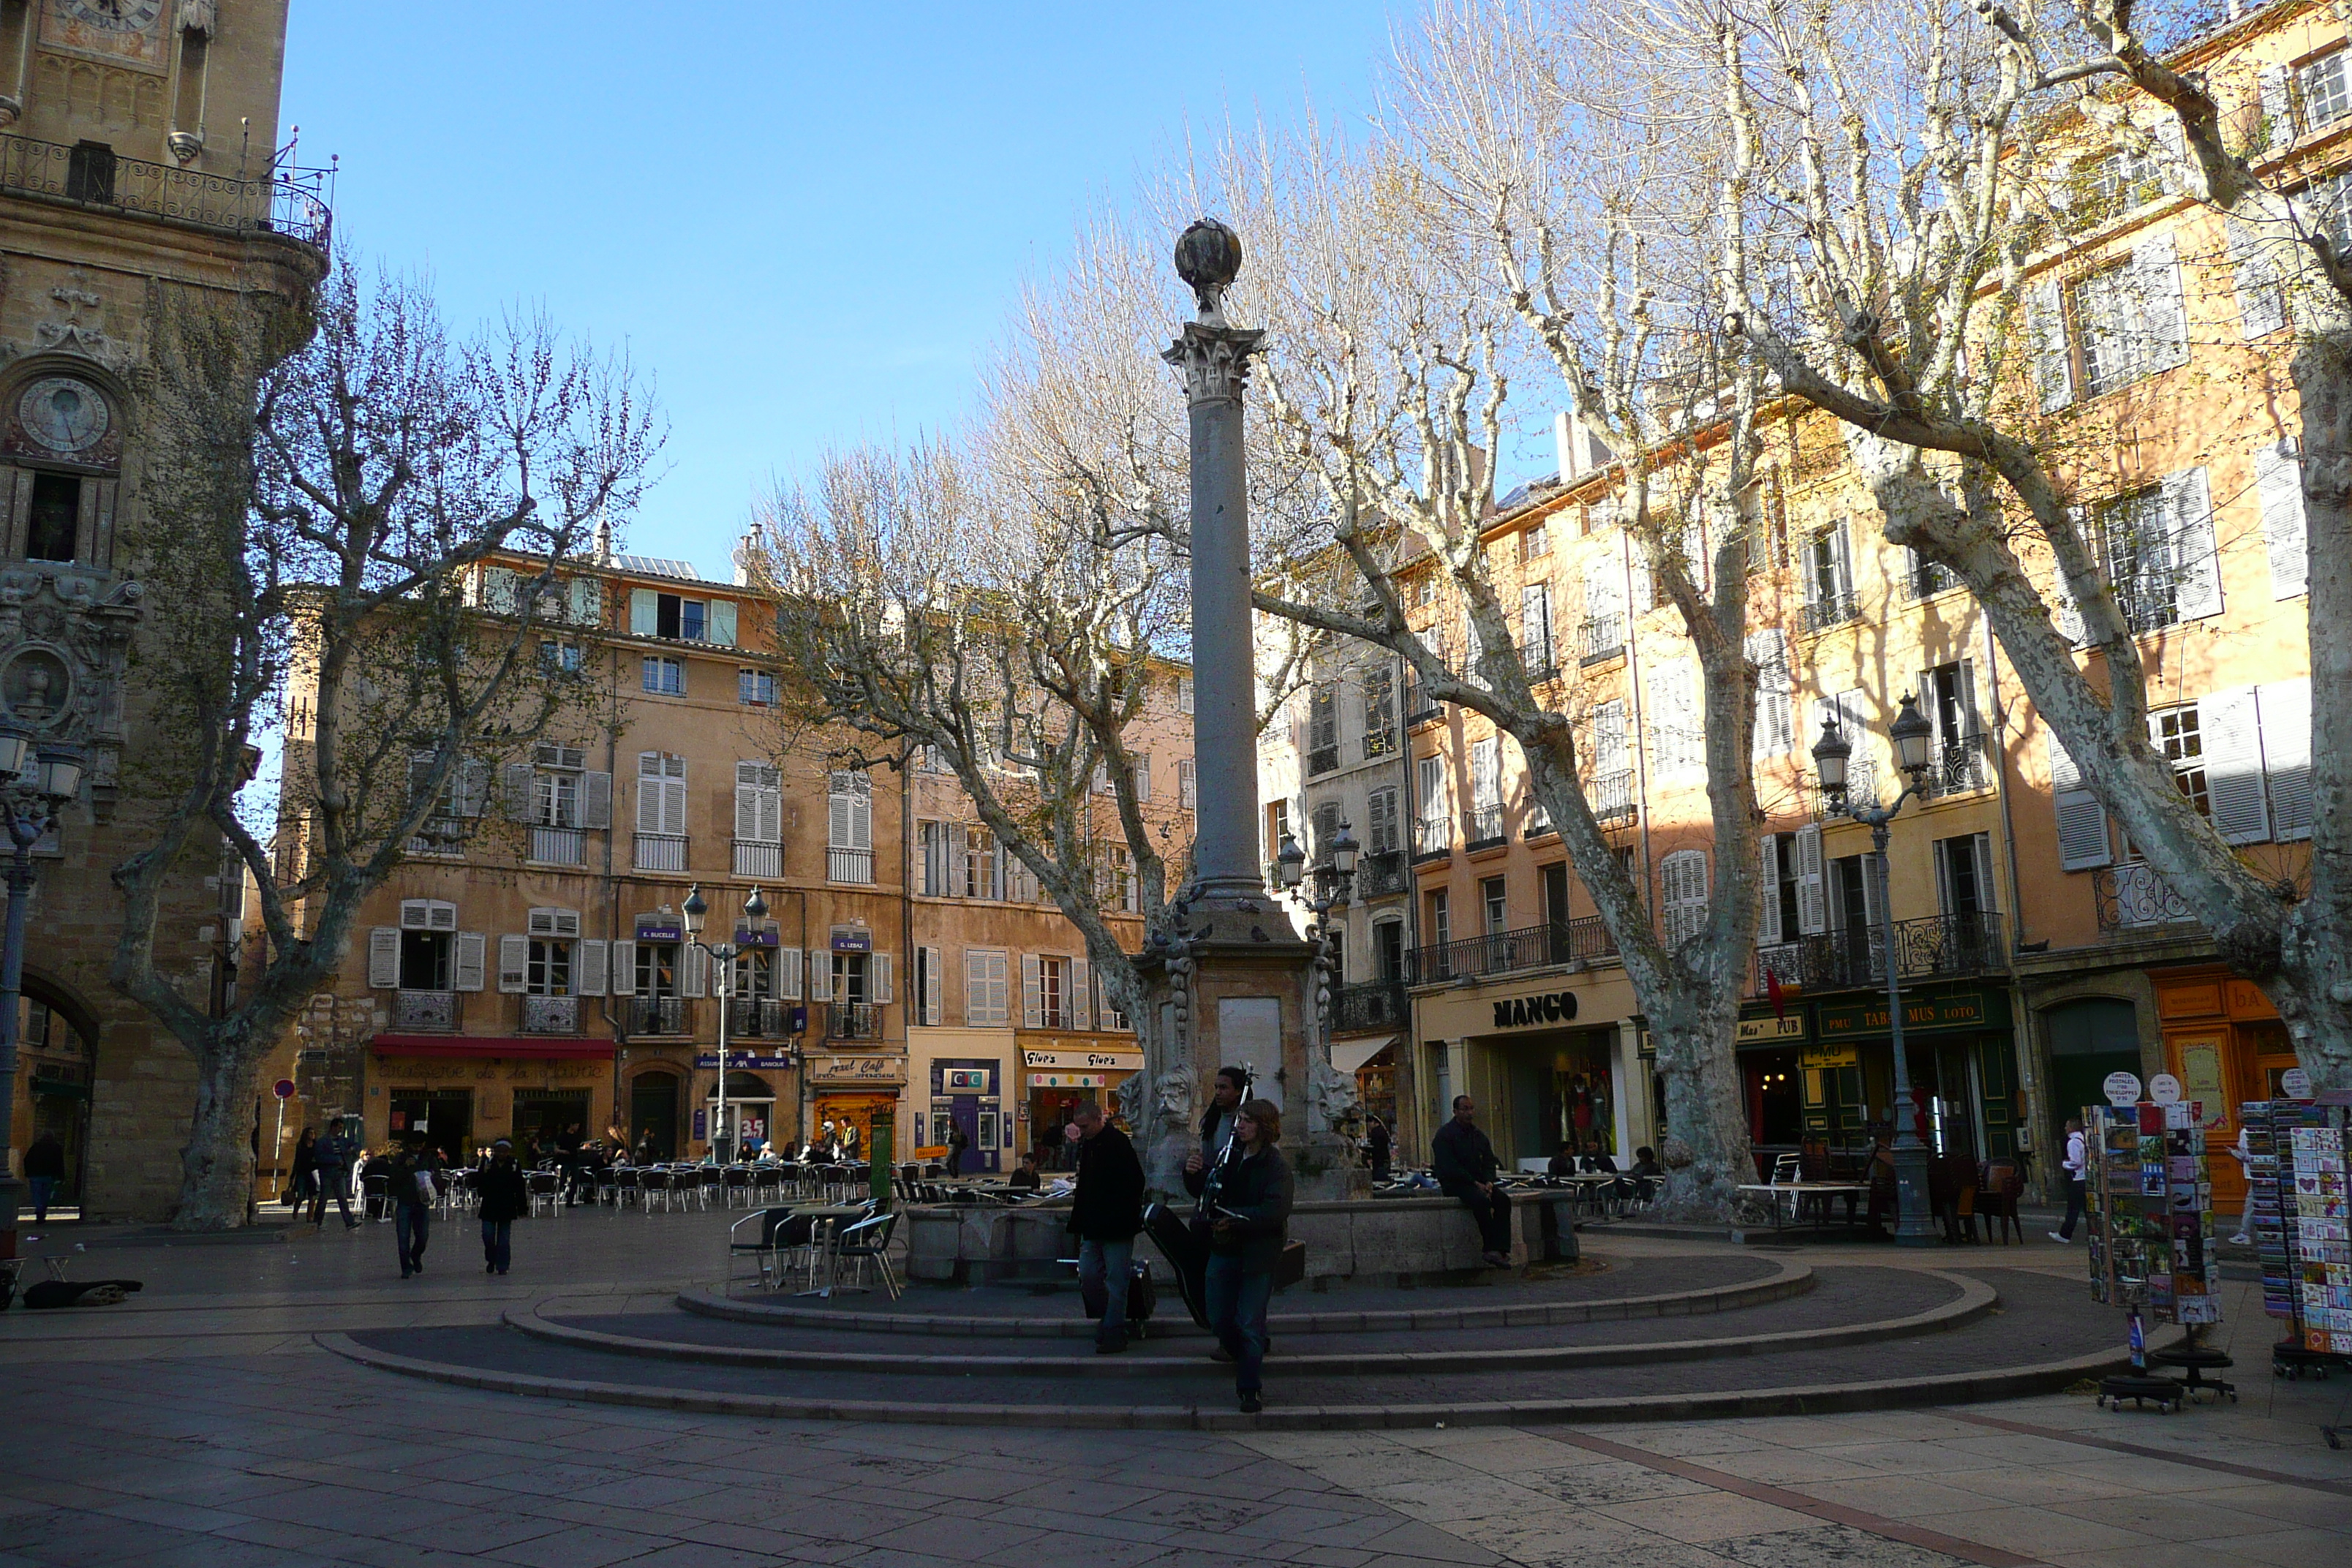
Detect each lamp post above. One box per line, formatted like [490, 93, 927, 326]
[1278, 821, 1360, 1031]
[0, 727, 83, 1258]
[682, 883, 768, 1164]
[1812, 695, 1940, 1248]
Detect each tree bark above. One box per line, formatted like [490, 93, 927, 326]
[173, 1033, 268, 1231]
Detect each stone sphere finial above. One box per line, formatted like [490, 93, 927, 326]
[1175, 219, 1243, 316]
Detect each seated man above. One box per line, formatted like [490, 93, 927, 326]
[1546, 1141, 1578, 1177]
[1626, 1146, 1664, 1205]
[1007, 1153, 1043, 1191]
[1432, 1095, 1513, 1267]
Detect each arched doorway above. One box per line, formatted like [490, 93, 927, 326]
[628, 1071, 679, 1161]
[2043, 998, 2142, 1150]
[14, 985, 97, 1216]
[711, 1072, 774, 1159]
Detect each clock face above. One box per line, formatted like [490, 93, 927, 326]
[61, 1, 165, 32]
[18, 377, 110, 455]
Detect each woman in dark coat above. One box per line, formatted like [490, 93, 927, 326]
[1183, 1098, 1294, 1413]
[475, 1139, 529, 1275]
[287, 1128, 319, 1208]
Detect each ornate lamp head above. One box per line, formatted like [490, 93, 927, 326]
[1175, 218, 1243, 321]
[1889, 693, 1936, 777]
[681, 883, 709, 938]
[1275, 829, 1305, 891]
[1812, 717, 1851, 803]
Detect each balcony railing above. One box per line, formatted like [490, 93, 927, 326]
[829, 845, 876, 884]
[532, 826, 586, 865]
[1589, 771, 1636, 824]
[631, 995, 685, 1036]
[633, 832, 687, 872]
[1580, 614, 1625, 660]
[1903, 560, 1963, 601]
[734, 839, 782, 879]
[393, 990, 459, 1032]
[2095, 863, 2196, 932]
[1406, 916, 1618, 985]
[828, 1001, 883, 1039]
[1306, 744, 1340, 777]
[1921, 734, 1992, 800]
[727, 998, 790, 1037]
[1412, 816, 1452, 860]
[1331, 979, 1408, 1033]
[1406, 696, 1444, 728]
[1464, 804, 1505, 848]
[1, 132, 333, 248]
[520, 994, 580, 1035]
[1801, 589, 1858, 633]
[1754, 911, 2006, 992]
[1357, 849, 1411, 898]
[406, 820, 468, 857]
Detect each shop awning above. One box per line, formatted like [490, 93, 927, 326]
[370, 1035, 615, 1060]
[1331, 1037, 1398, 1074]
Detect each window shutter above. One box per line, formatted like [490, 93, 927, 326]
[608, 939, 636, 995]
[1585, 555, 1622, 624]
[581, 769, 611, 830]
[946, 821, 968, 894]
[964, 949, 986, 1026]
[775, 946, 802, 1000]
[872, 952, 893, 1005]
[1933, 837, 1958, 921]
[1746, 630, 1791, 757]
[453, 932, 486, 992]
[1972, 834, 1999, 916]
[2047, 731, 2112, 870]
[568, 575, 601, 626]
[734, 762, 761, 841]
[1022, 953, 1043, 1029]
[707, 600, 738, 645]
[577, 939, 608, 997]
[2254, 440, 2308, 599]
[2133, 230, 2190, 373]
[1520, 584, 1552, 671]
[2028, 276, 2074, 411]
[2261, 679, 2315, 841]
[367, 927, 399, 988]
[1134, 755, 1151, 802]
[1071, 957, 1090, 1029]
[1757, 839, 1783, 946]
[1828, 519, 1855, 602]
[500, 763, 533, 822]
[630, 588, 658, 635]
[450, 758, 486, 818]
[1179, 758, 1197, 808]
[923, 946, 943, 1025]
[1626, 539, 1652, 615]
[683, 941, 708, 998]
[497, 934, 529, 992]
[1594, 700, 1627, 776]
[2198, 686, 2272, 844]
[2229, 219, 2288, 340]
[2260, 63, 2292, 146]
[1795, 823, 1827, 935]
[1662, 850, 1709, 946]
[483, 568, 519, 614]
[2164, 467, 2223, 620]
[1178, 676, 1194, 715]
[2051, 517, 2088, 644]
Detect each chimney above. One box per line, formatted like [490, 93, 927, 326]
[1554, 411, 1615, 483]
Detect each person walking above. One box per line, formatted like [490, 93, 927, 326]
[1065, 1100, 1146, 1354]
[945, 1122, 970, 1178]
[309, 1123, 359, 1229]
[286, 1128, 319, 1210]
[22, 1131, 66, 1225]
[475, 1138, 527, 1275]
[1185, 1098, 1293, 1414]
[1433, 1096, 1514, 1267]
[1365, 1111, 1392, 1180]
[2050, 1116, 2089, 1243]
[385, 1135, 440, 1277]
[2228, 1126, 2258, 1246]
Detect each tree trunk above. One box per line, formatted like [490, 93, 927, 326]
[171, 1031, 266, 1232]
[1646, 993, 1755, 1218]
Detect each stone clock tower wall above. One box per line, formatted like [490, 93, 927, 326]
[1, 1, 325, 1220]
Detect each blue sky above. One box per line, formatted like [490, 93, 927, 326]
[282, 2, 1409, 578]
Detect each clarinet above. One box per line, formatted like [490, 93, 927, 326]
[1196, 1066, 1253, 1222]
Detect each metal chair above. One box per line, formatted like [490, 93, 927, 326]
[612, 1166, 641, 1213]
[723, 1166, 754, 1209]
[698, 1166, 725, 1210]
[830, 1210, 902, 1300]
[726, 1206, 804, 1289]
[526, 1170, 562, 1218]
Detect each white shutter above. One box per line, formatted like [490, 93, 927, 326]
[453, 932, 486, 992]
[1584, 555, 1623, 632]
[1071, 957, 1090, 1029]
[630, 588, 658, 635]
[2133, 230, 2189, 374]
[454, 758, 489, 818]
[636, 753, 663, 832]
[1022, 953, 1043, 1029]
[964, 949, 985, 1025]
[1662, 850, 1709, 946]
[608, 939, 636, 995]
[2029, 277, 2073, 412]
[582, 770, 612, 830]
[2051, 517, 2088, 644]
[1747, 630, 1791, 757]
[2047, 730, 2112, 870]
[502, 763, 534, 822]
[1794, 823, 1827, 935]
[706, 600, 738, 645]
[1520, 584, 1553, 671]
[1859, 851, 1885, 932]
[872, 952, 893, 1005]
[1471, 737, 1500, 810]
[2261, 64, 2293, 147]
[1973, 834, 1999, 916]
[2198, 686, 2272, 844]
[1179, 758, 1197, 808]
[2254, 441, 2308, 599]
[922, 946, 943, 1025]
[368, 927, 399, 988]
[1134, 756, 1152, 802]
[2164, 467, 2223, 621]
[1757, 838, 1783, 946]
[777, 946, 802, 1000]
[735, 766, 759, 840]
[683, 941, 708, 998]
[568, 575, 601, 626]
[577, 938, 608, 998]
[2230, 219, 2288, 340]
[497, 934, 529, 993]
[2261, 679, 2315, 842]
[1594, 700, 1627, 776]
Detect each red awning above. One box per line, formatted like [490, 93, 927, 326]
[370, 1035, 616, 1060]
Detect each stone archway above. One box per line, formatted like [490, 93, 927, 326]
[12, 971, 102, 1214]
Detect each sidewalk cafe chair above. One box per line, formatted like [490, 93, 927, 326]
[638, 1166, 672, 1214]
[696, 1166, 724, 1210]
[611, 1166, 641, 1213]
[723, 1166, 754, 1208]
[526, 1169, 562, 1218]
[726, 1206, 807, 1290]
[831, 1210, 901, 1300]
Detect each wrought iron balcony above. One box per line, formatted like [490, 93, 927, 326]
[1406, 696, 1444, 728]
[1589, 771, 1636, 823]
[1406, 916, 1617, 985]
[393, 990, 460, 1032]
[1412, 816, 1452, 861]
[1754, 911, 2006, 992]
[1801, 589, 1859, 634]
[734, 838, 783, 878]
[727, 997, 791, 1037]
[1331, 979, 1408, 1033]
[1902, 559, 1963, 601]
[406, 820, 468, 857]
[519, 994, 580, 1035]
[631, 995, 685, 1036]
[1580, 614, 1625, 660]
[828, 1001, 883, 1040]
[2095, 863, 2196, 932]
[1464, 804, 1506, 849]
[1356, 849, 1411, 898]
[828, 845, 876, 884]
[633, 832, 687, 872]
[531, 825, 586, 865]
[1921, 734, 1992, 800]
[1, 132, 332, 248]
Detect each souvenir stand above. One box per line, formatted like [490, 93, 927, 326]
[2241, 1091, 2351, 1447]
[2085, 1094, 2225, 1411]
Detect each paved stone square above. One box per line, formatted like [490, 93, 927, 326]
[1, 1212, 2346, 1567]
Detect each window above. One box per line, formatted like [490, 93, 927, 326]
[535, 765, 580, 829]
[1428, 889, 1450, 949]
[2100, 470, 2221, 633]
[1177, 674, 1195, 715]
[1542, 862, 1571, 927]
[2301, 48, 2351, 132]
[641, 656, 683, 696]
[832, 951, 872, 1006]
[965, 949, 1010, 1026]
[739, 668, 776, 706]
[919, 821, 954, 896]
[1038, 956, 1066, 1028]
[1361, 666, 1396, 758]
[1313, 801, 1343, 864]
[540, 640, 583, 672]
[2151, 704, 2210, 819]
[964, 824, 1002, 900]
[1802, 521, 1854, 628]
[65, 138, 116, 203]
[1646, 659, 1703, 776]
[1106, 848, 1139, 913]
[1921, 663, 1984, 793]
[396, 900, 458, 991]
[1748, 630, 1793, 758]
[1134, 755, 1151, 802]
[1520, 584, 1553, 674]
[26, 472, 80, 562]
[828, 771, 874, 883]
[1308, 685, 1338, 774]
[636, 752, 686, 834]
[528, 936, 573, 995]
[1660, 849, 1710, 947]
[1468, 737, 1502, 841]
[1267, 799, 1292, 864]
[2079, 145, 2161, 214]
[1365, 785, 1400, 856]
[628, 589, 739, 646]
[2047, 730, 2112, 872]
[1414, 754, 1448, 855]
[912, 946, 943, 1026]
[1482, 875, 1508, 935]
[2042, 238, 2186, 404]
[1523, 519, 1550, 559]
[1178, 757, 1197, 809]
[636, 942, 679, 1000]
[1755, 832, 1814, 946]
[1096, 968, 1131, 1032]
[734, 761, 780, 876]
[1934, 834, 1997, 919]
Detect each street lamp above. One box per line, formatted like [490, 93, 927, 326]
[1812, 693, 1940, 1247]
[682, 883, 769, 1164]
[0, 728, 83, 1258]
[1294, 821, 1360, 1033]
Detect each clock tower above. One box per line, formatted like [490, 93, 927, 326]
[0, 0, 327, 1228]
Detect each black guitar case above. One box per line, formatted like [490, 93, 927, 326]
[1141, 1202, 1210, 1330]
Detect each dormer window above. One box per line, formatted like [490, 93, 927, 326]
[629, 588, 737, 645]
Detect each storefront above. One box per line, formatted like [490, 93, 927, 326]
[366, 1036, 615, 1161]
[2152, 965, 2299, 1213]
[690, 1047, 796, 1158]
[1415, 969, 1646, 1170]
[1019, 1041, 1143, 1169]
[807, 1051, 907, 1158]
[1333, 1037, 1399, 1134]
[906, 1026, 1017, 1171]
[1812, 983, 2022, 1164]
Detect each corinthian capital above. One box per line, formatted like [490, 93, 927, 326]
[1162, 322, 1266, 407]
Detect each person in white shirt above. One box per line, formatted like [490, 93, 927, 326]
[2048, 1117, 2088, 1244]
[2228, 1127, 2256, 1246]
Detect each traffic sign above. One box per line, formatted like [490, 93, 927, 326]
[273, 1079, 296, 1099]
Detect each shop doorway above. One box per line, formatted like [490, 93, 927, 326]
[930, 1060, 1002, 1175]
[15, 995, 94, 1211]
[629, 1072, 679, 1160]
[1745, 1049, 1803, 1150]
[1495, 1034, 1616, 1166]
[2043, 999, 2141, 1149]
[812, 1090, 894, 1158]
[714, 1072, 776, 1160]
[1029, 1085, 1088, 1169]
[388, 1089, 472, 1163]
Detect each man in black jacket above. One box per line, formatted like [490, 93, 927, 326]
[1066, 1100, 1146, 1353]
[1433, 1095, 1513, 1266]
[475, 1139, 528, 1275]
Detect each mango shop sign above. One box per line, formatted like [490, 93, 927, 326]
[1492, 990, 1579, 1029]
[1817, 991, 1986, 1039]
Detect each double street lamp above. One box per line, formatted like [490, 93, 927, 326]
[682, 882, 767, 1164]
[1811, 693, 1941, 1247]
[1276, 818, 1360, 1028]
[0, 723, 84, 1256]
